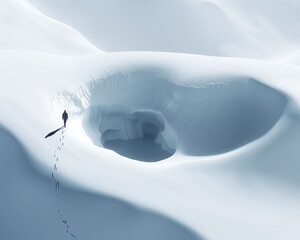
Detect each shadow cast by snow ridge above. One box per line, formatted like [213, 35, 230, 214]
[0, 126, 203, 240]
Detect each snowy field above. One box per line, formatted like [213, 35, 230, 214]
[1, 0, 300, 239]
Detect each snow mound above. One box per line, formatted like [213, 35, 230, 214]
[0, 0, 99, 54]
[26, 0, 259, 57]
[27, 0, 300, 59]
[59, 70, 287, 159]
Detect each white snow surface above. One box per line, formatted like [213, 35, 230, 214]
[0, 0, 100, 54]
[1, 0, 300, 240]
[26, 0, 300, 58]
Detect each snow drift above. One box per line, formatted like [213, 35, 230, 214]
[27, 0, 300, 58]
[0, 0, 99, 54]
[26, 0, 258, 57]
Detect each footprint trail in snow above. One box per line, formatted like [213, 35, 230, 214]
[52, 129, 77, 239]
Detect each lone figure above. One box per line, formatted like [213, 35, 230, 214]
[62, 110, 68, 128]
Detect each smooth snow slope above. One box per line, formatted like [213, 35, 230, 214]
[0, 126, 200, 240]
[0, 0, 100, 54]
[27, 0, 300, 58]
[25, 0, 259, 57]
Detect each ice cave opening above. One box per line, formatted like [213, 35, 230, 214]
[83, 106, 176, 162]
[63, 71, 288, 160]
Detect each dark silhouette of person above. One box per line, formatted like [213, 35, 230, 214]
[62, 110, 68, 128]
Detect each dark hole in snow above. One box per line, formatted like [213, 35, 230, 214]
[83, 107, 175, 162]
[143, 122, 159, 139]
[102, 125, 174, 162]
